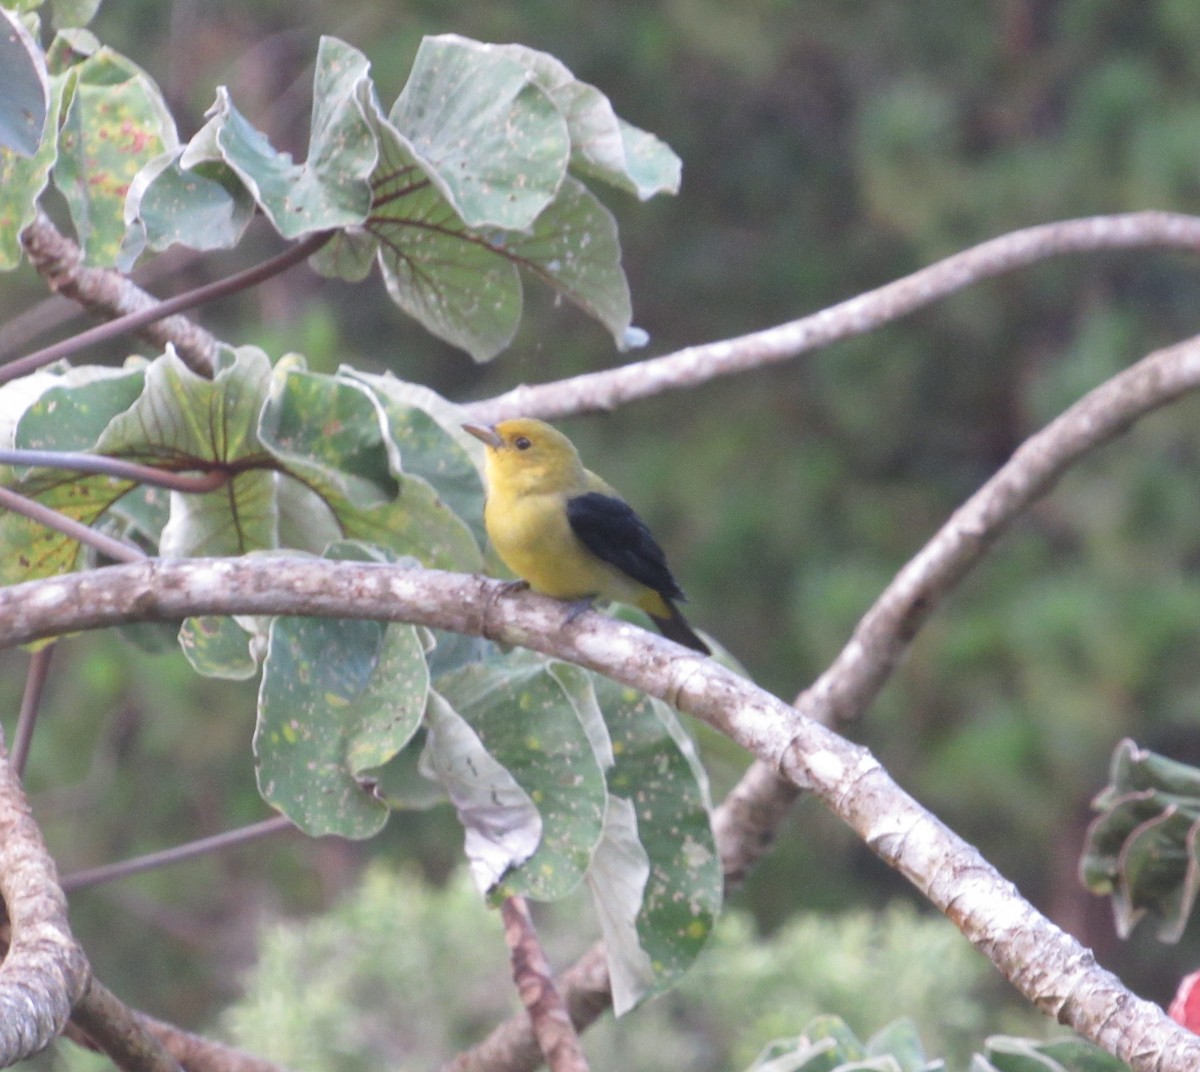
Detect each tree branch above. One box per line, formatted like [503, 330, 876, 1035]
[0, 557, 1194, 1071]
[69, 977, 184, 1072]
[0, 738, 90, 1066]
[7, 217, 332, 385]
[800, 329, 1200, 726]
[17, 213, 219, 379]
[500, 897, 589, 1072]
[462, 210, 1200, 423]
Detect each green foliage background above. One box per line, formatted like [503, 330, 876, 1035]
[5, 0, 1200, 1058]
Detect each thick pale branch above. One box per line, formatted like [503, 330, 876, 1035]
[463, 211, 1200, 423]
[0, 741, 89, 1065]
[801, 330, 1200, 725]
[0, 558, 1195, 1071]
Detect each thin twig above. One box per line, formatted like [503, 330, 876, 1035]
[62, 816, 297, 893]
[4, 227, 333, 385]
[12, 644, 55, 778]
[0, 449, 229, 494]
[462, 211, 1200, 424]
[501, 897, 589, 1072]
[0, 485, 145, 564]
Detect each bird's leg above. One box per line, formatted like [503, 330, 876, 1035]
[498, 579, 531, 595]
[563, 596, 597, 624]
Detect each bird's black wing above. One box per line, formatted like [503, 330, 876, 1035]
[566, 491, 687, 601]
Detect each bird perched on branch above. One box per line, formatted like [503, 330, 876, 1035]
[463, 418, 710, 654]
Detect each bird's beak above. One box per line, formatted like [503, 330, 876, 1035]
[462, 423, 503, 448]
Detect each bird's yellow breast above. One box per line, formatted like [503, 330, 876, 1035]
[484, 487, 651, 607]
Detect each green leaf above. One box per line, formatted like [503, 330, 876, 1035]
[391, 34, 569, 230]
[0, 363, 147, 584]
[258, 365, 481, 569]
[866, 1020, 938, 1072]
[14, 363, 146, 451]
[587, 673, 721, 1013]
[93, 346, 278, 556]
[745, 1017, 946, 1072]
[746, 1016, 867, 1072]
[433, 651, 608, 899]
[347, 103, 522, 361]
[338, 95, 631, 359]
[491, 173, 631, 346]
[186, 36, 375, 239]
[179, 615, 261, 680]
[982, 1035, 1130, 1072]
[0, 68, 64, 270]
[274, 469, 342, 555]
[1080, 737, 1200, 941]
[256, 549, 430, 839]
[482, 40, 682, 200]
[306, 225, 376, 282]
[53, 46, 178, 265]
[419, 689, 542, 889]
[369, 726, 445, 811]
[342, 372, 488, 548]
[120, 149, 255, 268]
[0, 8, 49, 157]
[50, 0, 104, 29]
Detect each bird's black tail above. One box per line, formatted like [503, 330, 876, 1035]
[650, 602, 711, 655]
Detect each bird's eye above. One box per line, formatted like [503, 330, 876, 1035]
[514, 436, 532, 450]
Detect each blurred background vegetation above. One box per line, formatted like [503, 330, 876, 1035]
[6, 0, 1200, 1065]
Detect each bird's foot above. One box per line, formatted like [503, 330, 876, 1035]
[563, 596, 596, 624]
[498, 579, 530, 595]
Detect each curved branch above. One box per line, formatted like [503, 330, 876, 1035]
[17, 213, 219, 379]
[0, 557, 1194, 1071]
[0, 740, 90, 1065]
[6, 221, 332, 386]
[69, 978, 183, 1072]
[462, 211, 1200, 423]
[800, 329, 1200, 725]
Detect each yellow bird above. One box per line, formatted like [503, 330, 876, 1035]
[463, 418, 710, 654]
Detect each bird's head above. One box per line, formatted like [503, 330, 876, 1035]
[463, 418, 585, 494]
